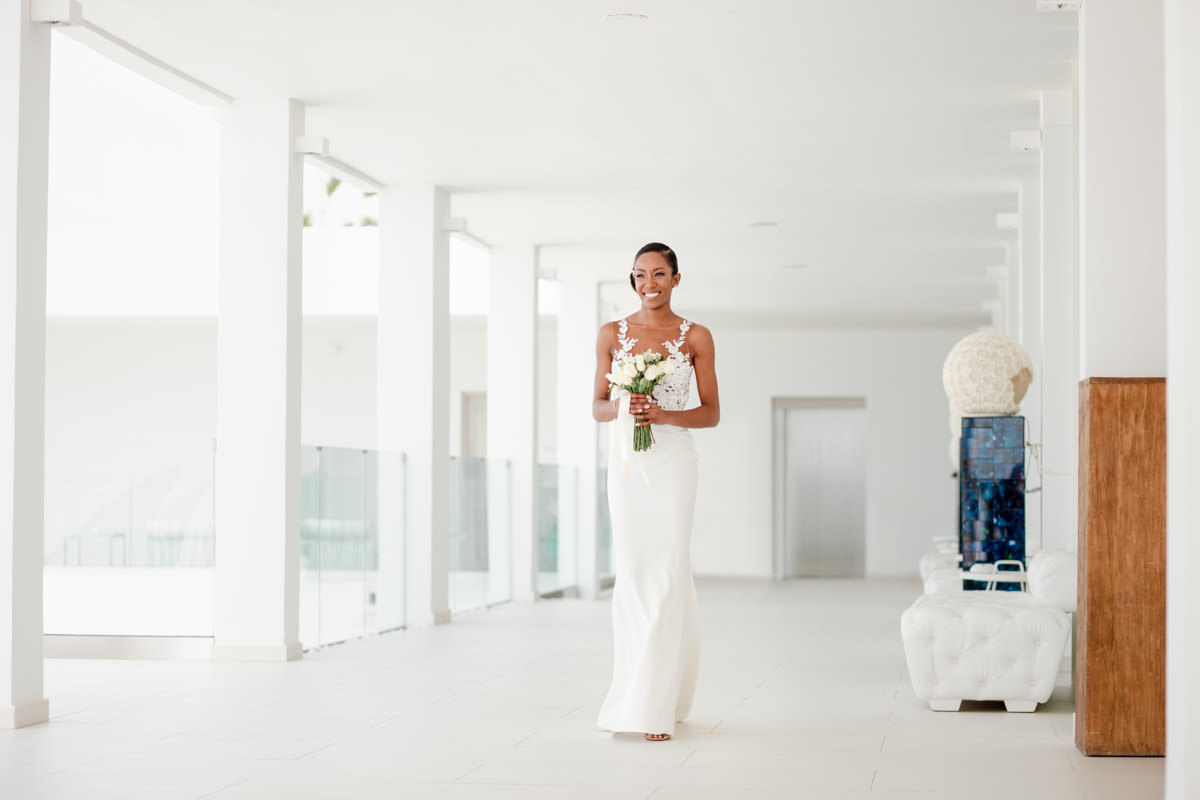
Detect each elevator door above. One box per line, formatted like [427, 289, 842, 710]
[775, 400, 867, 578]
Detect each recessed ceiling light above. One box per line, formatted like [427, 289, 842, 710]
[749, 221, 778, 228]
[602, 12, 648, 21]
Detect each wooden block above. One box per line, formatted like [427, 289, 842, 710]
[1076, 377, 1166, 756]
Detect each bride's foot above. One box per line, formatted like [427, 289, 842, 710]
[644, 733, 671, 742]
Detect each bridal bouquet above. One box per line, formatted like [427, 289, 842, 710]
[606, 350, 678, 452]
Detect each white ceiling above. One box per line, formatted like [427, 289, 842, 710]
[80, 0, 1077, 327]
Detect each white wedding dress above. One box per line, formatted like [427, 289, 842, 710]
[597, 318, 701, 736]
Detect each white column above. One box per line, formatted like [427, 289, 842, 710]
[1017, 177, 1043, 551]
[1039, 90, 1078, 555]
[1004, 242, 1019, 340]
[212, 99, 304, 661]
[557, 277, 600, 599]
[0, 0, 50, 728]
[1164, 0, 1200, 794]
[487, 246, 538, 603]
[992, 235, 1017, 338]
[378, 186, 451, 626]
[1078, 0, 1167, 379]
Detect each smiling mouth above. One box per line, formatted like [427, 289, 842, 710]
[644, 291, 661, 299]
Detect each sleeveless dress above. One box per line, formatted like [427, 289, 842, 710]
[597, 318, 701, 736]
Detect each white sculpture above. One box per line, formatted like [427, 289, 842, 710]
[943, 331, 1033, 469]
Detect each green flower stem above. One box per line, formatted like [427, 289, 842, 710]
[634, 422, 655, 452]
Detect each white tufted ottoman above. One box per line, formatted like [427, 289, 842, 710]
[900, 592, 1070, 712]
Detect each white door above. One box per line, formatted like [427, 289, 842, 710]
[461, 391, 487, 458]
[774, 399, 867, 578]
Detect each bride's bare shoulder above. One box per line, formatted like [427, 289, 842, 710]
[598, 319, 622, 337]
[687, 322, 715, 346]
[596, 320, 622, 348]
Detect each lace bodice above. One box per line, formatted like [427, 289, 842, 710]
[613, 318, 693, 411]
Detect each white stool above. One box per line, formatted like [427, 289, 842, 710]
[901, 549, 1076, 712]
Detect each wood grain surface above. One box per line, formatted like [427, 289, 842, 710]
[1076, 377, 1166, 756]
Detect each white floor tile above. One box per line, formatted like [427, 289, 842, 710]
[0, 577, 1163, 799]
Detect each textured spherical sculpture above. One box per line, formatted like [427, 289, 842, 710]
[942, 331, 1033, 416]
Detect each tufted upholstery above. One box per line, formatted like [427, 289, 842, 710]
[900, 591, 1070, 712]
[919, 552, 961, 582]
[1027, 548, 1077, 611]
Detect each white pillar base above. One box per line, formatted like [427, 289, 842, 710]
[1, 698, 48, 729]
[210, 643, 302, 662]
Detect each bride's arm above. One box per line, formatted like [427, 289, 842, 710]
[592, 323, 621, 422]
[656, 324, 720, 429]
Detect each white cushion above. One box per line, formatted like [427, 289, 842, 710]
[919, 552, 960, 581]
[923, 568, 964, 594]
[900, 593, 1070, 709]
[1027, 548, 1077, 611]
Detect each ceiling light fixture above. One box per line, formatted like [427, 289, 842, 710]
[1036, 1, 1082, 11]
[602, 12, 648, 21]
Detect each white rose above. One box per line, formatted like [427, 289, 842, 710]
[635, 355, 646, 373]
[644, 364, 661, 381]
[663, 360, 677, 374]
[622, 362, 638, 380]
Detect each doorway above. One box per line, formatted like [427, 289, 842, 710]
[773, 398, 867, 578]
[461, 391, 487, 459]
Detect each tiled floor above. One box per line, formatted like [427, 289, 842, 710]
[1, 578, 1164, 799]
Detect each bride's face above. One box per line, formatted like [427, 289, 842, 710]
[631, 252, 679, 309]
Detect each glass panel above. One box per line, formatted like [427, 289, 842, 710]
[43, 444, 216, 636]
[299, 445, 322, 647]
[449, 455, 489, 612]
[300, 446, 403, 649]
[44, 441, 398, 644]
[536, 463, 559, 594]
[536, 464, 580, 595]
[371, 449, 405, 634]
[597, 465, 613, 578]
[557, 465, 579, 591]
[313, 447, 368, 646]
[485, 458, 512, 606]
[313, 447, 368, 645]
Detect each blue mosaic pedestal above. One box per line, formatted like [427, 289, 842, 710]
[959, 416, 1025, 590]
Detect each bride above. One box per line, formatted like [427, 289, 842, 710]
[592, 242, 721, 742]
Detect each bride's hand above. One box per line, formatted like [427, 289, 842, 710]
[630, 393, 660, 426]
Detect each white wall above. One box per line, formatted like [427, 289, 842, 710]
[44, 315, 554, 535]
[444, 314, 557, 461]
[47, 317, 974, 580]
[44, 317, 217, 560]
[691, 327, 971, 578]
[300, 316, 376, 449]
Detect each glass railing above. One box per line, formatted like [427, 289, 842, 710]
[449, 455, 511, 612]
[597, 465, 613, 579]
[46, 449, 215, 568]
[42, 440, 566, 639]
[43, 444, 216, 635]
[299, 446, 405, 649]
[538, 464, 579, 595]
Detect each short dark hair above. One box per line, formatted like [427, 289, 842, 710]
[630, 242, 679, 290]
